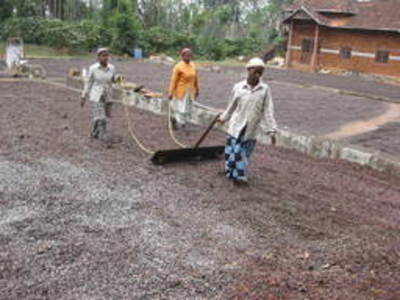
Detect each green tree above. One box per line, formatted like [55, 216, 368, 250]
[0, 0, 13, 21]
[0, 0, 293, 59]
[102, 0, 141, 53]
[10, 0, 42, 17]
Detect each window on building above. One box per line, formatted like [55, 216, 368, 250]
[301, 39, 313, 53]
[340, 47, 352, 59]
[300, 38, 314, 64]
[376, 50, 389, 63]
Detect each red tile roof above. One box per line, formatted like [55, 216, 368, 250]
[284, 0, 400, 32]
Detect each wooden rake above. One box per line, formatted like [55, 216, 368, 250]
[151, 114, 225, 165]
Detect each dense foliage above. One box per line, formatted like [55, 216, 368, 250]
[0, 0, 294, 59]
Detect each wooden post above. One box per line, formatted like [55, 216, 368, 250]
[285, 21, 294, 68]
[311, 24, 320, 71]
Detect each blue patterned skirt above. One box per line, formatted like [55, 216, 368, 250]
[224, 129, 256, 181]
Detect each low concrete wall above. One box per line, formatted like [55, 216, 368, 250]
[67, 76, 400, 176]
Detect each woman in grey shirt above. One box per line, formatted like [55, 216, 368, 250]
[81, 48, 116, 143]
[217, 58, 278, 186]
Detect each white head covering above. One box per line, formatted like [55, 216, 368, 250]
[180, 48, 192, 55]
[97, 47, 109, 56]
[246, 57, 265, 69]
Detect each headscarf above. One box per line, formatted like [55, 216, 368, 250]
[180, 48, 192, 56]
[97, 47, 109, 56]
[246, 57, 265, 69]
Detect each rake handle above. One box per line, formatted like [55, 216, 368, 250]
[194, 114, 221, 149]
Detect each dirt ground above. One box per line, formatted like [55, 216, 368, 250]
[346, 122, 400, 157]
[224, 65, 400, 102]
[31, 57, 400, 102]
[32, 58, 389, 137]
[1, 80, 399, 299]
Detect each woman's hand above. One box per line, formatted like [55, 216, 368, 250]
[267, 129, 277, 146]
[105, 102, 112, 118]
[271, 134, 277, 146]
[216, 116, 225, 124]
[80, 95, 86, 108]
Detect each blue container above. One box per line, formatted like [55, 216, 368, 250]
[133, 48, 143, 59]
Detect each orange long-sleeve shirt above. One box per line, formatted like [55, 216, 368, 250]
[168, 61, 199, 100]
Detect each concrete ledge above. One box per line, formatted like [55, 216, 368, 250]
[340, 146, 373, 166]
[67, 76, 400, 176]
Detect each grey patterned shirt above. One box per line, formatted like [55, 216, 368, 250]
[82, 62, 116, 102]
[220, 80, 277, 140]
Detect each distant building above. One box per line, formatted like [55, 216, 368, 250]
[282, 0, 400, 77]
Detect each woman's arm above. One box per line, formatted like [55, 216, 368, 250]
[262, 85, 278, 132]
[168, 64, 180, 99]
[111, 66, 117, 83]
[219, 86, 239, 123]
[194, 69, 200, 99]
[81, 67, 94, 102]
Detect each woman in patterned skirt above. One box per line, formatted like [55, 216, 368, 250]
[217, 58, 278, 186]
[81, 48, 116, 144]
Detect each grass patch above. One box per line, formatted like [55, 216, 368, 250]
[196, 59, 245, 68]
[0, 43, 246, 66]
[0, 43, 91, 59]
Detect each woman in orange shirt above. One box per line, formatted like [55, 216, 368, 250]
[168, 48, 199, 130]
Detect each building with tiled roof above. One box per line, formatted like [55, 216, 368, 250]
[283, 0, 400, 77]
